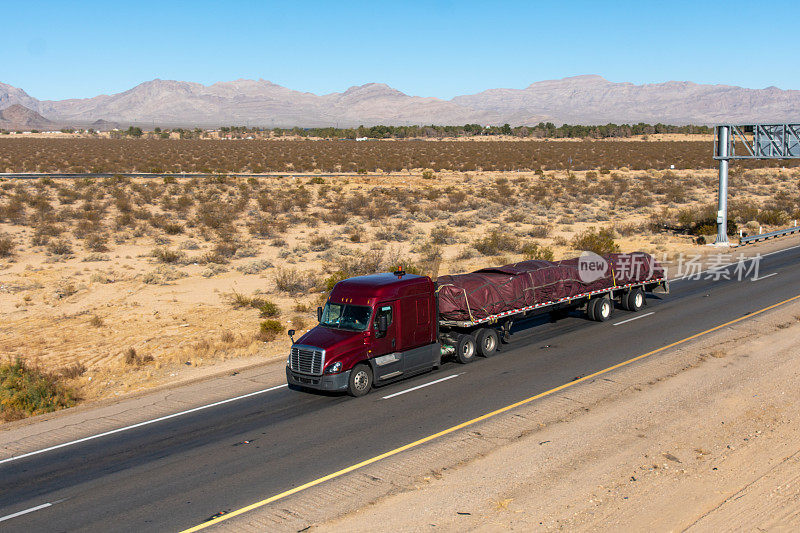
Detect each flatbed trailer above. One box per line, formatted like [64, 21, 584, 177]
[437, 275, 668, 362]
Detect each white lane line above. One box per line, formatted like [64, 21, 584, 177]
[382, 374, 462, 400]
[0, 502, 53, 522]
[0, 384, 288, 466]
[612, 311, 655, 326]
[752, 272, 778, 281]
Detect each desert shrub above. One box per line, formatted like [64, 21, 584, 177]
[163, 222, 184, 235]
[234, 243, 259, 258]
[123, 347, 153, 366]
[236, 259, 272, 274]
[520, 242, 555, 261]
[729, 200, 759, 223]
[291, 315, 307, 329]
[196, 201, 236, 229]
[504, 211, 527, 223]
[141, 265, 188, 284]
[422, 169, 436, 179]
[275, 267, 319, 295]
[82, 252, 110, 262]
[528, 224, 551, 238]
[0, 233, 14, 257]
[201, 264, 229, 277]
[430, 226, 455, 245]
[664, 182, 686, 203]
[294, 301, 311, 313]
[89, 315, 104, 327]
[0, 359, 78, 421]
[227, 291, 254, 308]
[309, 235, 332, 251]
[152, 247, 184, 263]
[687, 217, 737, 236]
[59, 362, 87, 379]
[90, 272, 115, 284]
[47, 240, 74, 256]
[613, 223, 644, 237]
[258, 300, 281, 318]
[570, 227, 621, 254]
[220, 330, 235, 343]
[54, 280, 78, 299]
[85, 234, 109, 252]
[257, 319, 284, 342]
[212, 241, 240, 259]
[247, 218, 275, 238]
[757, 209, 789, 226]
[472, 229, 519, 255]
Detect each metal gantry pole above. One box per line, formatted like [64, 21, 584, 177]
[715, 125, 730, 245]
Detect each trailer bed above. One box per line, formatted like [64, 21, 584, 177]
[437, 252, 667, 327]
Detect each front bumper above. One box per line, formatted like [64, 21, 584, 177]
[286, 367, 350, 391]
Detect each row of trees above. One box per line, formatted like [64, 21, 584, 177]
[7, 122, 709, 139]
[252, 122, 712, 140]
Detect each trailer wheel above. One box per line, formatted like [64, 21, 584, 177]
[347, 363, 373, 397]
[586, 298, 599, 321]
[594, 297, 614, 322]
[475, 328, 499, 357]
[625, 288, 645, 312]
[455, 334, 477, 364]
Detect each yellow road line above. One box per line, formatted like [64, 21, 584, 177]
[180, 293, 800, 532]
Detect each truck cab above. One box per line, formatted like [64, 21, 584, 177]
[286, 271, 440, 396]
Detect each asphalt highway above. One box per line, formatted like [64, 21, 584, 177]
[2, 244, 799, 531]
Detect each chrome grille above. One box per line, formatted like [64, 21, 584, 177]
[289, 345, 325, 375]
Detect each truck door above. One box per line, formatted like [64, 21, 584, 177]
[370, 303, 403, 381]
[400, 296, 437, 373]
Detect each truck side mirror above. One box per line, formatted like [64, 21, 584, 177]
[287, 329, 295, 343]
[376, 313, 388, 337]
[317, 306, 323, 322]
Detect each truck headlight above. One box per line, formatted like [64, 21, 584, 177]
[286, 354, 291, 366]
[326, 361, 342, 374]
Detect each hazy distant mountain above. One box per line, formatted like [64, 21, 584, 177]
[452, 75, 800, 125]
[0, 104, 52, 130]
[1, 75, 798, 128]
[2, 79, 494, 128]
[0, 83, 40, 111]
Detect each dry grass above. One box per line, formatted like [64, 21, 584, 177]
[1, 163, 798, 419]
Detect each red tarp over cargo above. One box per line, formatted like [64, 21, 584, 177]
[436, 252, 665, 322]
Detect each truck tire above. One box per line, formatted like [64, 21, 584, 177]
[455, 334, 477, 364]
[593, 297, 614, 322]
[624, 288, 645, 312]
[475, 328, 499, 357]
[586, 298, 599, 321]
[347, 363, 373, 397]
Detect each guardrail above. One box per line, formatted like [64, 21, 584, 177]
[740, 225, 800, 245]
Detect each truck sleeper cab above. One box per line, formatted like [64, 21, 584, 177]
[286, 272, 441, 397]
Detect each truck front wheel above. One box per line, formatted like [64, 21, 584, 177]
[347, 364, 373, 397]
[475, 328, 499, 357]
[455, 334, 477, 364]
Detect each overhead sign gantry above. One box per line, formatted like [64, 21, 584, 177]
[713, 124, 800, 245]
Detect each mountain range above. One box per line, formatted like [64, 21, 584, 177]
[1, 75, 798, 129]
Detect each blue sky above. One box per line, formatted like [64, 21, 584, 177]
[5, 1, 799, 100]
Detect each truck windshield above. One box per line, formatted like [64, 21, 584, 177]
[320, 303, 372, 332]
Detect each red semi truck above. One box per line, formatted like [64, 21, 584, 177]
[286, 254, 668, 396]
